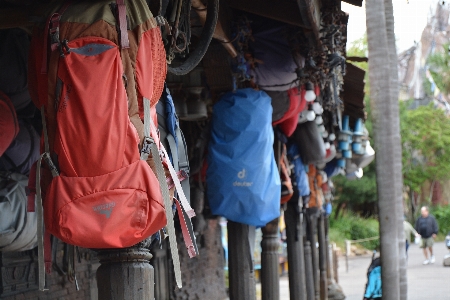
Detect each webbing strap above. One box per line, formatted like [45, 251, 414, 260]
[143, 98, 182, 288]
[116, 0, 130, 49]
[174, 198, 198, 258]
[159, 144, 195, 218]
[150, 141, 182, 288]
[41, 107, 50, 154]
[40, 107, 59, 177]
[44, 230, 52, 273]
[36, 154, 47, 291]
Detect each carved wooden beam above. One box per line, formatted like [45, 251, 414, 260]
[226, 0, 311, 29]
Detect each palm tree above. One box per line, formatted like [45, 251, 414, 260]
[383, 0, 407, 299]
[366, 0, 405, 299]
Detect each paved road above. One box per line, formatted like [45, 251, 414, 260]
[338, 241, 450, 300]
[255, 241, 449, 299]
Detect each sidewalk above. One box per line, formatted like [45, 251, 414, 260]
[338, 241, 450, 300]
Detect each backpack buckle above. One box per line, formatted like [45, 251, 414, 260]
[140, 137, 154, 161]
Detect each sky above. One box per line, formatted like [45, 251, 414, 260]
[342, 0, 440, 53]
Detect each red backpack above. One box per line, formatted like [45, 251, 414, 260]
[28, 0, 195, 290]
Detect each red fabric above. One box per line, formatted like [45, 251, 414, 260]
[0, 91, 19, 156]
[45, 160, 166, 248]
[136, 28, 167, 118]
[41, 37, 166, 248]
[273, 87, 306, 137]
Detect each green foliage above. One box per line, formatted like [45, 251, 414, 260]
[329, 213, 380, 250]
[333, 161, 377, 207]
[427, 43, 450, 95]
[429, 205, 450, 236]
[346, 34, 368, 71]
[400, 103, 450, 192]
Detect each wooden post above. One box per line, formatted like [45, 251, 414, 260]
[261, 217, 280, 300]
[345, 240, 350, 273]
[285, 199, 307, 300]
[306, 209, 320, 300]
[333, 243, 339, 283]
[228, 221, 256, 300]
[303, 240, 315, 300]
[317, 214, 328, 300]
[151, 240, 169, 300]
[96, 245, 154, 300]
[325, 216, 332, 283]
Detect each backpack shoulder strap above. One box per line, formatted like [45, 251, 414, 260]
[116, 0, 129, 49]
[141, 97, 183, 288]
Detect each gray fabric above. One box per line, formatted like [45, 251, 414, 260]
[70, 43, 115, 56]
[264, 90, 290, 123]
[0, 172, 37, 252]
[177, 129, 191, 203]
[0, 119, 40, 175]
[292, 121, 326, 165]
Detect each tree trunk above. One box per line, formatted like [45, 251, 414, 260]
[429, 179, 436, 203]
[366, 0, 401, 299]
[383, 0, 407, 299]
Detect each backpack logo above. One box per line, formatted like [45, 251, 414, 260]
[234, 169, 253, 187]
[238, 169, 246, 179]
[93, 202, 116, 219]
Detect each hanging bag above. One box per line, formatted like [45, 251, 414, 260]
[207, 89, 280, 227]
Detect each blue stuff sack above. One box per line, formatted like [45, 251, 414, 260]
[207, 88, 281, 227]
[287, 142, 310, 198]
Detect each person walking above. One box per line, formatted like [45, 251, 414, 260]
[403, 218, 419, 257]
[415, 206, 439, 265]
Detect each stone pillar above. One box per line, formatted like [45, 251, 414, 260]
[261, 217, 280, 300]
[97, 245, 154, 300]
[317, 214, 328, 300]
[228, 221, 256, 300]
[285, 199, 307, 300]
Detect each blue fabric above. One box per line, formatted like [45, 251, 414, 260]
[324, 159, 342, 178]
[163, 85, 178, 150]
[287, 143, 310, 197]
[364, 266, 382, 298]
[324, 202, 332, 216]
[207, 88, 281, 227]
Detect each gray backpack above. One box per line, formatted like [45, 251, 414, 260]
[0, 171, 37, 252]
